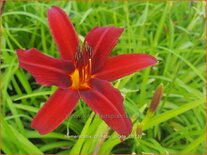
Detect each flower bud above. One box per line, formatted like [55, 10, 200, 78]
[149, 84, 164, 113]
[0, 0, 5, 14]
[136, 124, 142, 138]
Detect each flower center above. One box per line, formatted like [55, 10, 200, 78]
[70, 42, 92, 90]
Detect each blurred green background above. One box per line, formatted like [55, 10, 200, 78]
[1, 0, 206, 154]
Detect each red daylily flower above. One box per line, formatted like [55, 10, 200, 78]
[16, 6, 157, 136]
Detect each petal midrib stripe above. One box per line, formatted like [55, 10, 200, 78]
[20, 60, 68, 75]
[91, 89, 129, 127]
[92, 28, 110, 55]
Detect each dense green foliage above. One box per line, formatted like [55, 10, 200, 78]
[1, 1, 206, 154]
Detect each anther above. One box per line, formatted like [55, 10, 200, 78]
[88, 47, 92, 57]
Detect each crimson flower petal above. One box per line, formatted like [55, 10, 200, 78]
[16, 48, 74, 88]
[31, 88, 79, 134]
[84, 26, 124, 73]
[48, 6, 79, 61]
[95, 54, 157, 81]
[80, 78, 132, 136]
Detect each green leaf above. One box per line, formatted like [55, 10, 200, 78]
[1, 116, 43, 154]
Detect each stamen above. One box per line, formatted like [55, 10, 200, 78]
[74, 41, 93, 88]
[89, 58, 92, 76]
